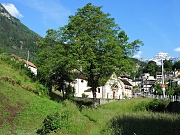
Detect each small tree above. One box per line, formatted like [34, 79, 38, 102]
[154, 83, 163, 95]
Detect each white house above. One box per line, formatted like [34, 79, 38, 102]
[119, 74, 133, 98]
[96, 73, 123, 99]
[73, 78, 92, 97]
[24, 61, 37, 75]
[11, 54, 37, 75]
[73, 73, 123, 99]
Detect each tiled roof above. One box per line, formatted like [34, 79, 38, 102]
[11, 54, 37, 68]
[120, 79, 132, 86]
[23, 59, 37, 68]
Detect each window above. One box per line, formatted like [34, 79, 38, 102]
[98, 88, 100, 93]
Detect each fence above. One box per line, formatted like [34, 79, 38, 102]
[151, 95, 180, 102]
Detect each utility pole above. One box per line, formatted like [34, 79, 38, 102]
[162, 59, 166, 99]
[26, 50, 29, 67]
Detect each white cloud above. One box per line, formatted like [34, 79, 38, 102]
[2, 3, 23, 18]
[133, 51, 142, 58]
[174, 47, 180, 52]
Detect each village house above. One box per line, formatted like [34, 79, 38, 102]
[73, 72, 123, 100]
[174, 69, 180, 78]
[119, 74, 133, 98]
[142, 73, 156, 95]
[11, 54, 37, 75]
[132, 78, 143, 95]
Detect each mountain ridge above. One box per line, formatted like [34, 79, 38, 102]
[0, 4, 42, 61]
[138, 52, 180, 65]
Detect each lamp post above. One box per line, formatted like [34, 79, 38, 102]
[161, 59, 166, 99]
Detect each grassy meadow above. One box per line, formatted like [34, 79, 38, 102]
[0, 54, 180, 135]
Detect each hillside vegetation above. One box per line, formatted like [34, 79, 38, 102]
[0, 4, 41, 61]
[0, 53, 180, 135]
[0, 53, 90, 135]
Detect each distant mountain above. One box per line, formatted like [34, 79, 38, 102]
[0, 4, 42, 61]
[170, 57, 180, 63]
[137, 58, 149, 63]
[149, 52, 171, 65]
[137, 52, 180, 65]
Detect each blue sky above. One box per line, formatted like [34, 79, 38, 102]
[1, 0, 180, 59]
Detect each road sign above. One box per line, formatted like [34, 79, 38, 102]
[162, 84, 165, 88]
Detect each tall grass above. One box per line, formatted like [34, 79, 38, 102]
[108, 112, 180, 135]
[81, 98, 180, 135]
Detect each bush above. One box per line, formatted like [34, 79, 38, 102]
[37, 112, 61, 135]
[146, 99, 170, 112]
[35, 83, 49, 97]
[74, 99, 93, 107]
[0, 47, 3, 54]
[82, 93, 88, 98]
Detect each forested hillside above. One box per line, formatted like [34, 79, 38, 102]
[0, 4, 41, 61]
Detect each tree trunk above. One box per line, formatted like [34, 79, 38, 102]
[92, 84, 97, 109]
[92, 89, 97, 109]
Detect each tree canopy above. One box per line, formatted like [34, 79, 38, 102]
[173, 60, 180, 71]
[163, 60, 173, 72]
[143, 61, 161, 77]
[36, 3, 143, 103]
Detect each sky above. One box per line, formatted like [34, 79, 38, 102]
[1, 0, 180, 59]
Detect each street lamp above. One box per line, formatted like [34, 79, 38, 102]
[161, 59, 166, 99]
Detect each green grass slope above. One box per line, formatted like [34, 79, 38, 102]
[0, 54, 89, 135]
[0, 56, 61, 134]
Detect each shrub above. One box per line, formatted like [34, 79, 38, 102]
[74, 99, 93, 107]
[82, 93, 88, 98]
[37, 112, 61, 135]
[35, 83, 49, 96]
[0, 47, 3, 54]
[146, 99, 170, 112]
[16, 80, 21, 85]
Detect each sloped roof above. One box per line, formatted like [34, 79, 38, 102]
[84, 88, 92, 92]
[23, 59, 36, 68]
[120, 79, 132, 86]
[11, 54, 37, 68]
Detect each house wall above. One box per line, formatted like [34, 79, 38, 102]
[97, 84, 122, 99]
[121, 83, 132, 98]
[122, 89, 132, 98]
[28, 66, 37, 75]
[73, 73, 123, 99]
[73, 79, 92, 97]
[132, 80, 142, 87]
[97, 73, 123, 99]
[24, 63, 37, 76]
[174, 70, 180, 78]
[119, 78, 133, 98]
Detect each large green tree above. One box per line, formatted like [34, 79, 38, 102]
[36, 3, 143, 105]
